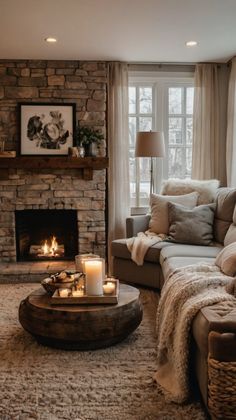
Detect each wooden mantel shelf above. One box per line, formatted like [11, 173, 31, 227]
[0, 157, 109, 180]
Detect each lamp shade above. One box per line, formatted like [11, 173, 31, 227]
[135, 131, 165, 157]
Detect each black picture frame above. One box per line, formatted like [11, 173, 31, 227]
[19, 102, 76, 156]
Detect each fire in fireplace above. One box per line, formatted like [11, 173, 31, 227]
[15, 210, 78, 261]
[30, 235, 65, 259]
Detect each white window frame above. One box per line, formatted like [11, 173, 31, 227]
[128, 71, 194, 214]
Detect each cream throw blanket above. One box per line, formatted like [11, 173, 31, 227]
[126, 230, 166, 266]
[154, 263, 236, 403]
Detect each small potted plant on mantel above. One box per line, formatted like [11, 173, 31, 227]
[75, 123, 104, 157]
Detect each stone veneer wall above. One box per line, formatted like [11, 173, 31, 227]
[0, 60, 108, 262]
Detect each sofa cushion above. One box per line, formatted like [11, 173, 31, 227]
[168, 202, 216, 245]
[149, 192, 198, 234]
[214, 188, 236, 244]
[159, 244, 222, 266]
[161, 256, 216, 279]
[111, 238, 173, 263]
[224, 206, 236, 246]
[215, 242, 236, 277]
[160, 178, 219, 205]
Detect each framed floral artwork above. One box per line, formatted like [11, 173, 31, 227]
[19, 103, 76, 156]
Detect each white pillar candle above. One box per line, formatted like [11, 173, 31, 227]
[85, 260, 103, 296]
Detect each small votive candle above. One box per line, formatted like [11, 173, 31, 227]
[72, 289, 84, 297]
[103, 281, 116, 295]
[59, 288, 70, 297]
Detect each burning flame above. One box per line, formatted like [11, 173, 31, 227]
[42, 236, 58, 256]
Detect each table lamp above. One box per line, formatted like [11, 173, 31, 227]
[135, 131, 165, 196]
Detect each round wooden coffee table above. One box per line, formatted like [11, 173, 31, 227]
[19, 284, 143, 350]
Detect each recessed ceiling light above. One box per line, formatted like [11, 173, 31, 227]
[186, 41, 198, 47]
[45, 37, 57, 43]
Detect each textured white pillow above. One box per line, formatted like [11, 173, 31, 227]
[149, 192, 199, 234]
[215, 242, 236, 277]
[160, 178, 220, 205]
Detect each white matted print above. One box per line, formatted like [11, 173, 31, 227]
[20, 103, 76, 155]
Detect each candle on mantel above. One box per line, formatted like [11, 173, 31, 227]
[84, 260, 103, 296]
[103, 281, 116, 295]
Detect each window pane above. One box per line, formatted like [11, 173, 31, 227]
[186, 147, 192, 177]
[129, 149, 136, 183]
[129, 117, 136, 147]
[129, 87, 136, 114]
[139, 87, 152, 113]
[139, 117, 152, 131]
[169, 117, 183, 145]
[168, 147, 184, 178]
[169, 87, 182, 114]
[186, 117, 193, 145]
[139, 182, 150, 206]
[186, 87, 194, 114]
[139, 157, 150, 182]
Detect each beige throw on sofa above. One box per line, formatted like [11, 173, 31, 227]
[126, 230, 166, 266]
[154, 263, 236, 403]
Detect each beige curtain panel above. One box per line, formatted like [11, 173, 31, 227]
[226, 57, 236, 187]
[107, 62, 130, 272]
[192, 64, 223, 181]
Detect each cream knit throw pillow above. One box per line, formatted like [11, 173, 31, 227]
[160, 178, 220, 205]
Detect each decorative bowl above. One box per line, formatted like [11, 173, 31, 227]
[41, 277, 74, 296]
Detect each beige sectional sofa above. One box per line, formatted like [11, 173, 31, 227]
[111, 187, 236, 418]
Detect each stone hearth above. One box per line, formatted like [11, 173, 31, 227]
[0, 168, 106, 263]
[0, 260, 75, 283]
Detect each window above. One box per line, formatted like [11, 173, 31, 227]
[129, 85, 154, 208]
[128, 74, 194, 210]
[167, 86, 194, 179]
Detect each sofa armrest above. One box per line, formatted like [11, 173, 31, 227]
[126, 215, 150, 238]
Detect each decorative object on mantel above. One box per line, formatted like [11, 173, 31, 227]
[75, 123, 104, 157]
[68, 146, 85, 158]
[0, 151, 16, 158]
[19, 102, 76, 156]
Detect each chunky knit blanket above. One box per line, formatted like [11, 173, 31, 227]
[154, 263, 236, 403]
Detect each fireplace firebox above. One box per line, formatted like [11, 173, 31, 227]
[15, 210, 78, 261]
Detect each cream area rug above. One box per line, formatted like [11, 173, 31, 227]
[0, 283, 207, 420]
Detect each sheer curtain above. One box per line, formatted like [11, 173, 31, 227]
[226, 57, 236, 187]
[107, 62, 130, 272]
[192, 64, 223, 181]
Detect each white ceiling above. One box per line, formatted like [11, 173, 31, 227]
[0, 0, 236, 63]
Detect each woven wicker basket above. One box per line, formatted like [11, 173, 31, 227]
[208, 356, 236, 419]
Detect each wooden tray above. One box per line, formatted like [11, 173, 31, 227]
[51, 279, 119, 305]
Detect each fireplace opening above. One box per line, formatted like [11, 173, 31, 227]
[15, 210, 78, 261]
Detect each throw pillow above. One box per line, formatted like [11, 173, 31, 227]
[160, 178, 220, 205]
[224, 224, 236, 247]
[215, 242, 236, 277]
[168, 202, 216, 245]
[149, 192, 199, 234]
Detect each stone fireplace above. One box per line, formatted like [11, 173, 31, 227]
[0, 59, 108, 267]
